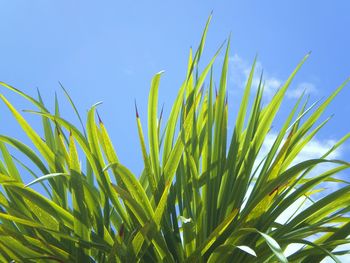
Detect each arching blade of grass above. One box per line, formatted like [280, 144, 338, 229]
[59, 82, 87, 137]
[0, 95, 56, 169]
[135, 101, 156, 198]
[148, 71, 163, 182]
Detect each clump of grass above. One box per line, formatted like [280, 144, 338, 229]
[0, 15, 349, 262]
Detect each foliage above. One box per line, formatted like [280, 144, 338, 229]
[0, 16, 349, 262]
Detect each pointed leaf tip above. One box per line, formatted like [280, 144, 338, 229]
[119, 223, 125, 238]
[134, 99, 139, 118]
[96, 110, 103, 124]
[159, 103, 164, 120]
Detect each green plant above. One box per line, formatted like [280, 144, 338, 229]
[0, 16, 349, 262]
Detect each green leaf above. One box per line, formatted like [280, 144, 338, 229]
[185, 209, 238, 261]
[236, 228, 288, 263]
[0, 95, 56, 169]
[148, 71, 164, 181]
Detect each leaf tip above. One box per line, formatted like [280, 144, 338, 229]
[134, 99, 139, 118]
[159, 103, 164, 121]
[119, 223, 125, 238]
[96, 110, 103, 124]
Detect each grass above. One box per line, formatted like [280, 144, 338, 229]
[0, 15, 349, 262]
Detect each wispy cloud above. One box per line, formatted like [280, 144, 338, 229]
[256, 132, 342, 181]
[229, 54, 317, 100]
[252, 131, 344, 225]
[287, 82, 317, 99]
[262, 133, 340, 161]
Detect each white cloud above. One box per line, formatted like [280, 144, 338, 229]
[229, 54, 317, 100]
[251, 131, 343, 221]
[246, 132, 343, 215]
[256, 132, 341, 171]
[287, 82, 318, 99]
[255, 133, 342, 192]
[264, 77, 282, 98]
[229, 54, 251, 90]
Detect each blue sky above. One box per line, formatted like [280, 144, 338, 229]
[0, 1, 349, 175]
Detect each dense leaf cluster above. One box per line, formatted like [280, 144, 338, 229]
[0, 16, 349, 262]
